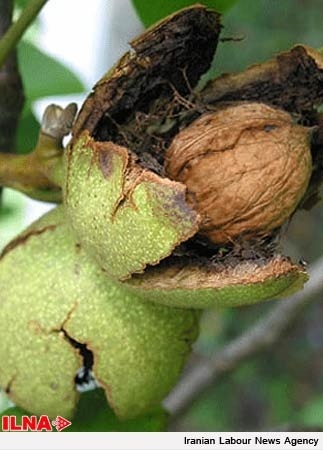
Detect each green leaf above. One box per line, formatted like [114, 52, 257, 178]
[15, 104, 40, 154]
[0, 406, 24, 419]
[18, 41, 84, 101]
[132, 0, 238, 27]
[15, 0, 30, 8]
[70, 389, 168, 432]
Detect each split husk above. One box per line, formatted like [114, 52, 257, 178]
[63, 5, 322, 308]
[0, 207, 198, 419]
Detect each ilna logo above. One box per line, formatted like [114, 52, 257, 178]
[1, 415, 72, 431]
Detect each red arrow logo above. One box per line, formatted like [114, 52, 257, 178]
[52, 416, 72, 432]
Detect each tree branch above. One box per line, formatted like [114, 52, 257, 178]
[0, 103, 77, 202]
[165, 256, 323, 421]
[0, 0, 48, 68]
[0, 151, 62, 202]
[0, 0, 24, 154]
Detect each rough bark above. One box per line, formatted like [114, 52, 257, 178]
[0, 0, 24, 154]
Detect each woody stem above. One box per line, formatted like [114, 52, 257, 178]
[0, 0, 48, 68]
[0, 149, 62, 202]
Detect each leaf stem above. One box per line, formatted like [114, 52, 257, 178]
[0, 0, 48, 68]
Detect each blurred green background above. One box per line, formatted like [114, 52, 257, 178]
[1, 0, 323, 432]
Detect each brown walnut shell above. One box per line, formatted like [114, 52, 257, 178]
[165, 102, 312, 244]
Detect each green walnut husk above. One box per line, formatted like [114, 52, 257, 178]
[0, 207, 198, 419]
[65, 133, 199, 280]
[63, 5, 318, 309]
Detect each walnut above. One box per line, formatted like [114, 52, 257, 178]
[165, 102, 313, 244]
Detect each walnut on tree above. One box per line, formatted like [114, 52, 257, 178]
[3, 4, 323, 425]
[62, 6, 323, 309]
[165, 102, 313, 244]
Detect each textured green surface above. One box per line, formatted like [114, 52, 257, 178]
[64, 134, 198, 280]
[0, 207, 198, 419]
[127, 271, 308, 309]
[0, 208, 80, 418]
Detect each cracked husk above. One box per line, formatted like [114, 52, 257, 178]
[0, 207, 198, 419]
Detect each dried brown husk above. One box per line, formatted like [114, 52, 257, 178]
[73, 4, 221, 174]
[202, 45, 323, 114]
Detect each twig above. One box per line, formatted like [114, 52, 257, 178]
[0, 0, 24, 153]
[165, 256, 323, 421]
[0, 0, 48, 68]
[0, 104, 78, 202]
[0, 151, 62, 202]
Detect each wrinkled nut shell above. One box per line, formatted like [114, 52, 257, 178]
[165, 102, 313, 244]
